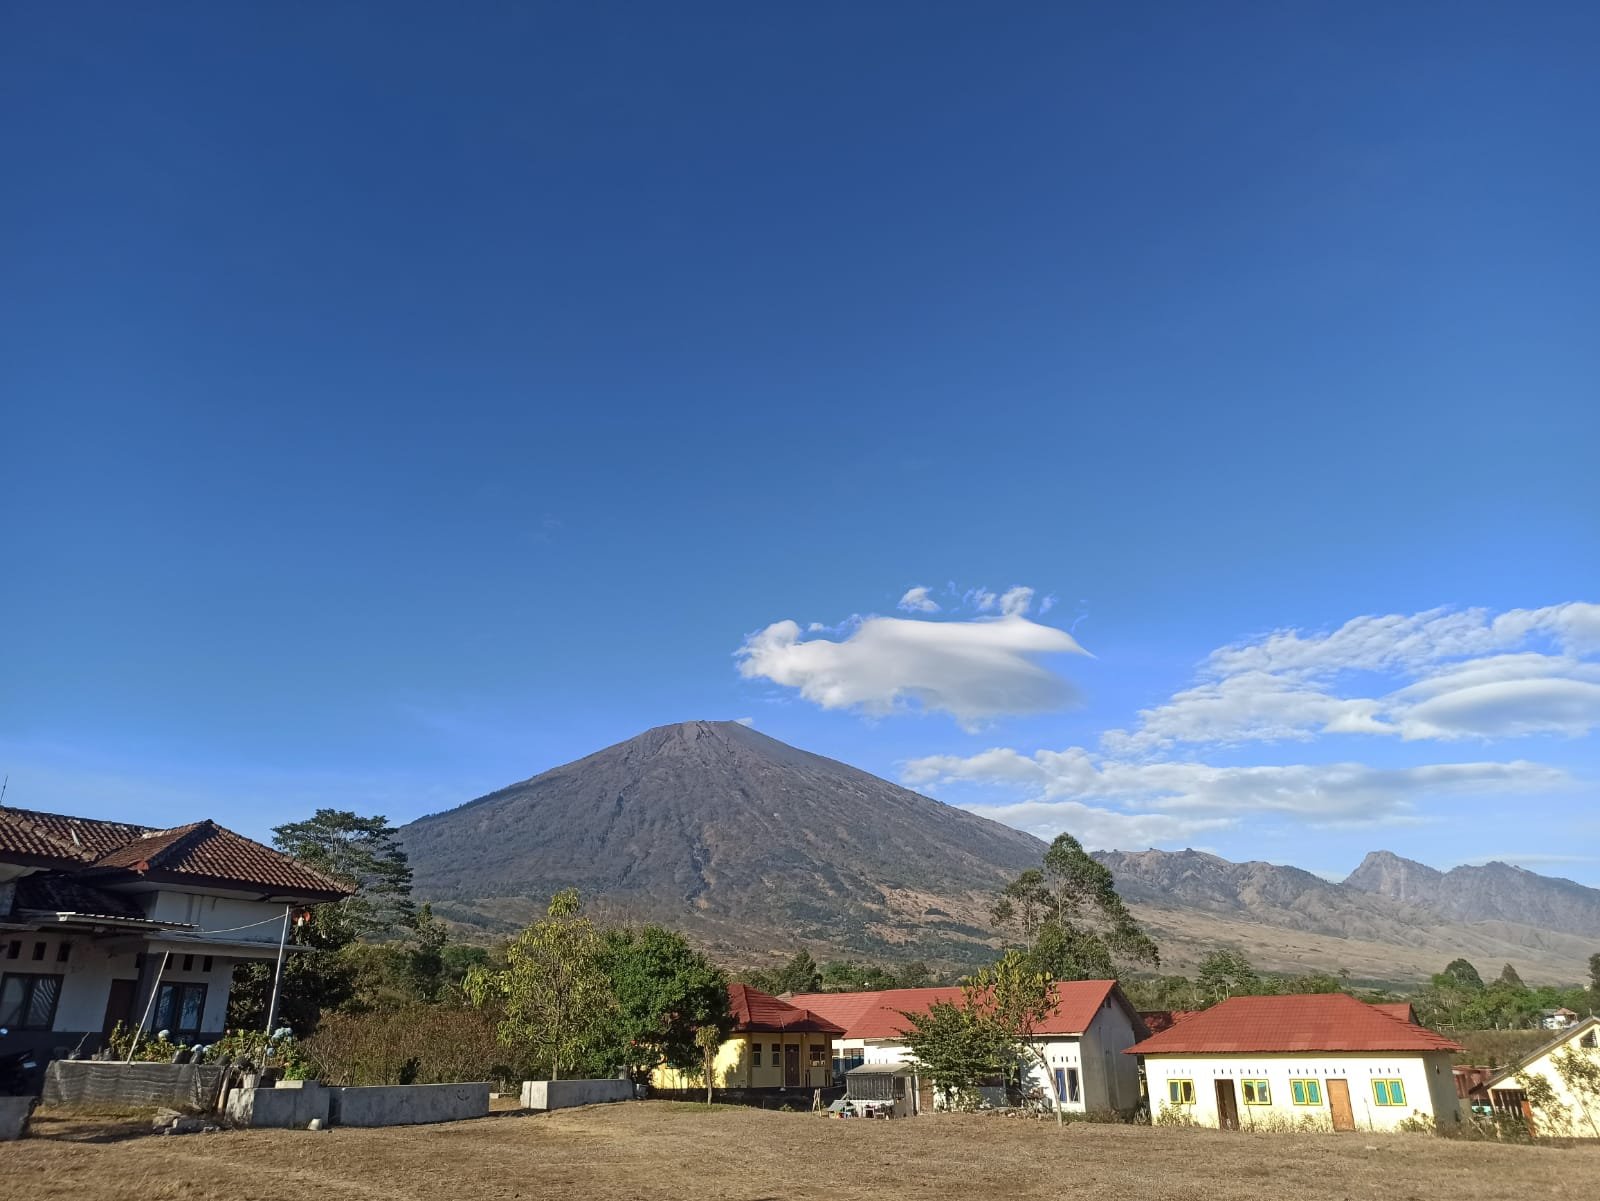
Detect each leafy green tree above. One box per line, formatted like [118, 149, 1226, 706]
[1549, 1042, 1600, 1139]
[772, 949, 822, 994]
[968, 951, 1067, 1126]
[896, 960, 934, 989]
[694, 1024, 722, 1106]
[1589, 952, 1600, 998]
[1498, 963, 1526, 989]
[899, 1000, 1009, 1110]
[1197, 950, 1259, 1001]
[993, 834, 1158, 979]
[1441, 958, 1485, 990]
[600, 925, 730, 1082]
[272, 809, 416, 941]
[464, 889, 615, 1080]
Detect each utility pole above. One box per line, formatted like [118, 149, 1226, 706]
[263, 904, 292, 1033]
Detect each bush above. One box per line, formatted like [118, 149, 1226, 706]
[1154, 1105, 1198, 1128]
[303, 1004, 528, 1087]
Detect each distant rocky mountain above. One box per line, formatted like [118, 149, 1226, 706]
[1344, 850, 1600, 938]
[400, 720, 1596, 984]
[401, 721, 1045, 969]
[1094, 848, 1597, 985]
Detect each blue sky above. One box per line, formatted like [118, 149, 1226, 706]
[2, 3, 1596, 884]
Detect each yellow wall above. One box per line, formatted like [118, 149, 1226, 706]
[651, 1032, 834, 1092]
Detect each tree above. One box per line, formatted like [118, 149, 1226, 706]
[601, 925, 730, 1082]
[1197, 950, 1259, 1001]
[899, 1000, 1009, 1111]
[1442, 958, 1485, 990]
[1549, 1041, 1600, 1139]
[968, 951, 1067, 1126]
[272, 809, 416, 941]
[993, 834, 1158, 979]
[771, 950, 822, 995]
[1589, 952, 1600, 998]
[1498, 963, 1527, 990]
[897, 960, 934, 989]
[694, 1025, 722, 1107]
[464, 889, 615, 1081]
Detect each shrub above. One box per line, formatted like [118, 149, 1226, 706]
[1154, 1105, 1198, 1128]
[302, 1003, 526, 1087]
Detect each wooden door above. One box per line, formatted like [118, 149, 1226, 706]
[784, 1043, 800, 1087]
[101, 978, 138, 1039]
[1327, 1079, 1355, 1131]
[1214, 1079, 1239, 1130]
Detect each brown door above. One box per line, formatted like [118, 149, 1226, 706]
[784, 1044, 800, 1087]
[1327, 1079, 1355, 1131]
[1215, 1079, 1240, 1130]
[101, 979, 139, 1039]
[917, 1075, 934, 1115]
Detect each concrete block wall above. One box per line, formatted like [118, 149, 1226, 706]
[521, 1079, 633, 1110]
[329, 1082, 489, 1127]
[224, 1082, 331, 1128]
[0, 1096, 34, 1141]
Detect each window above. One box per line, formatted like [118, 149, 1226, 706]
[182, 954, 195, 972]
[1241, 1079, 1271, 1105]
[1372, 1079, 1406, 1106]
[771, 1042, 780, 1058]
[31, 942, 46, 962]
[56, 942, 72, 964]
[1066, 1067, 1081, 1104]
[1168, 1079, 1196, 1105]
[153, 982, 208, 1037]
[0, 973, 63, 1030]
[4, 941, 17, 960]
[1291, 1079, 1323, 1106]
[809, 1044, 826, 1066]
[202, 956, 213, 973]
[752, 1045, 762, 1067]
[1581, 1031, 1597, 1050]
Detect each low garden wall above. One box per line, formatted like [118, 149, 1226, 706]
[330, 1082, 490, 1126]
[43, 1061, 228, 1111]
[521, 1079, 633, 1110]
[225, 1080, 331, 1128]
[0, 1096, 34, 1141]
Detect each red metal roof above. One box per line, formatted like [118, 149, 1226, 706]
[0, 806, 350, 901]
[1139, 1009, 1200, 1035]
[789, 980, 1130, 1041]
[1126, 994, 1461, 1056]
[728, 983, 846, 1035]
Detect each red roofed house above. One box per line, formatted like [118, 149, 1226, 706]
[0, 805, 351, 1071]
[791, 980, 1147, 1115]
[1126, 993, 1462, 1132]
[649, 983, 845, 1104]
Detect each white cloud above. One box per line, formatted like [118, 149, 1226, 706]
[736, 613, 1089, 729]
[1108, 603, 1600, 750]
[733, 716, 756, 727]
[897, 586, 940, 614]
[908, 745, 1569, 847]
[963, 799, 1233, 848]
[998, 586, 1034, 617]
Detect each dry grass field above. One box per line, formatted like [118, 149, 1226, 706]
[7, 1101, 1595, 1201]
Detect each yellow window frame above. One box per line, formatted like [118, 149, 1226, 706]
[1241, 1079, 1271, 1105]
[1168, 1078, 1196, 1105]
[1372, 1078, 1406, 1106]
[1290, 1079, 1323, 1106]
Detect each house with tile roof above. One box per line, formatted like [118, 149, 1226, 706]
[649, 983, 845, 1104]
[1482, 1014, 1599, 1135]
[0, 805, 351, 1071]
[790, 980, 1147, 1115]
[1126, 993, 1463, 1132]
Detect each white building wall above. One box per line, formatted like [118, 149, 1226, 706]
[1144, 1052, 1461, 1131]
[145, 891, 292, 944]
[1492, 1024, 1600, 1137]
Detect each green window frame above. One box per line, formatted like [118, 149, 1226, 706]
[1241, 1079, 1271, 1105]
[1291, 1079, 1323, 1106]
[1167, 1078, 1196, 1105]
[1372, 1078, 1406, 1106]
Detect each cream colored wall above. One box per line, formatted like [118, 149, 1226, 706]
[651, 1032, 833, 1092]
[1145, 1052, 1461, 1131]
[2, 934, 233, 1036]
[1494, 1025, 1600, 1137]
[146, 891, 291, 944]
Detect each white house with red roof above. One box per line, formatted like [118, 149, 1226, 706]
[791, 980, 1147, 1115]
[0, 805, 350, 1069]
[1126, 993, 1463, 1132]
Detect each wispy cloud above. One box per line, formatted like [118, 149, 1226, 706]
[897, 586, 940, 613]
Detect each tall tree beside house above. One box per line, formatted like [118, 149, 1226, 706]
[464, 889, 615, 1081]
[899, 999, 1010, 1111]
[272, 809, 417, 941]
[967, 951, 1068, 1127]
[600, 925, 731, 1083]
[992, 833, 1158, 979]
[694, 1024, 722, 1107]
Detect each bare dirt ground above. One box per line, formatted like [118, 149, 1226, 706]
[7, 1101, 1595, 1201]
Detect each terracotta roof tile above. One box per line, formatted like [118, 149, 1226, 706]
[8, 808, 152, 857]
[1126, 994, 1461, 1056]
[728, 983, 845, 1035]
[789, 980, 1127, 1040]
[91, 820, 350, 898]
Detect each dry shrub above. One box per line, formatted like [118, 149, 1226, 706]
[303, 1003, 528, 1087]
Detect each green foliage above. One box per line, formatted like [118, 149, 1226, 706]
[1413, 955, 1592, 1032]
[600, 924, 730, 1082]
[1589, 952, 1600, 997]
[1497, 963, 1526, 990]
[1196, 949, 1259, 1001]
[969, 950, 1067, 1125]
[992, 834, 1158, 982]
[1549, 1042, 1600, 1138]
[898, 1000, 1010, 1108]
[464, 889, 615, 1081]
[693, 1024, 722, 1106]
[1441, 958, 1485, 990]
[272, 808, 417, 941]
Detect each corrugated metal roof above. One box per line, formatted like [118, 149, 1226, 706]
[1126, 994, 1461, 1056]
[789, 980, 1125, 1040]
[728, 983, 846, 1034]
